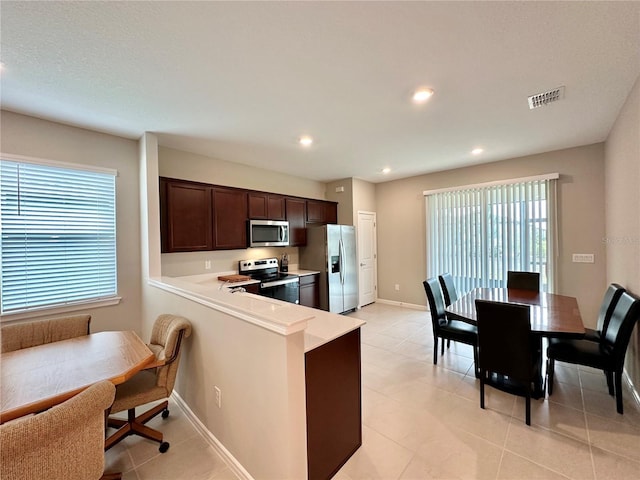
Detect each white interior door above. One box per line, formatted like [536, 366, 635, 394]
[357, 211, 377, 307]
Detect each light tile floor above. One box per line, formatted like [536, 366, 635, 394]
[105, 303, 640, 479]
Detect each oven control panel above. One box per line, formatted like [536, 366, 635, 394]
[239, 258, 279, 273]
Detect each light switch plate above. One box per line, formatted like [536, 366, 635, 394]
[572, 253, 594, 263]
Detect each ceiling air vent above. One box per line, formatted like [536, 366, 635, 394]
[527, 86, 565, 109]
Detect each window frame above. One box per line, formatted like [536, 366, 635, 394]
[0, 153, 121, 320]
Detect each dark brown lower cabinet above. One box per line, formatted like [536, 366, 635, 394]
[299, 274, 320, 308]
[305, 329, 362, 480]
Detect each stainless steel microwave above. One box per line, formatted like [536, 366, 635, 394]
[248, 220, 290, 247]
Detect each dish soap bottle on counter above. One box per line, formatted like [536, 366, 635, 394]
[280, 252, 289, 273]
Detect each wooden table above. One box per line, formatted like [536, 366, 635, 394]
[446, 288, 585, 397]
[446, 288, 585, 337]
[0, 331, 154, 424]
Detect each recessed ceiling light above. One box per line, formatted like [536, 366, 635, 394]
[299, 135, 313, 147]
[471, 148, 484, 155]
[412, 87, 434, 104]
[382, 167, 391, 174]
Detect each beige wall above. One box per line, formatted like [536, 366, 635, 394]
[353, 177, 377, 220]
[604, 74, 640, 388]
[325, 178, 354, 225]
[142, 284, 308, 479]
[159, 146, 326, 199]
[375, 143, 607, 325]
[142, 136, 308, 479]
[0, 111, 142, 334]
[325, 177, 377, 227]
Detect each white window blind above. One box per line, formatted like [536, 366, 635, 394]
[0, 158, 117, 314]
[425, 175, 557, 293]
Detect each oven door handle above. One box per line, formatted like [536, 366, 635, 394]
[261, 278, 299, 288]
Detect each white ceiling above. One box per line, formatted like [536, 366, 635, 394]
[1, 1, 639, 183]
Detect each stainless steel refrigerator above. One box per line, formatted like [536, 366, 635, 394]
[300, 224, 358, 314]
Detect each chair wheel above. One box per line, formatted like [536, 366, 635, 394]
[159, 441, 170, 453]
[161, 408, 170, 419]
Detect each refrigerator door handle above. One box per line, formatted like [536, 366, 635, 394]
[339, 238, 346, 285]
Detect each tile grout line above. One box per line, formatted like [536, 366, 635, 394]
[579, 369, 598, 480]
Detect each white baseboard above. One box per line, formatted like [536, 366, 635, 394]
[171, 391, 254, 480]
[375, 298, 427, 311]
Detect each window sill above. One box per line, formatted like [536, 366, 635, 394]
[0, 296, 122, 323]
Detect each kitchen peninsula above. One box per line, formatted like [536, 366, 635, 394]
[149, 272, 365, 480]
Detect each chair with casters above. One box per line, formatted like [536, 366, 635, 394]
[507, 271, 540, 291]
[0, 380, 119, 480]
[105, 314, 192, 453]
[438, 273, 458, 307]
[423, 278, 478, 375]
[1, 314, 91, 353]
[547, 290, 640, 414]
[475, 300, 538, 425]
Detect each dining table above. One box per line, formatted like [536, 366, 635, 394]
[0, 330, 155, 424]
[446, 287, 585, 397]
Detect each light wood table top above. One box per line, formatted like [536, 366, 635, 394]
[0, 331, 154, 424]
[446, 288, 585, 337]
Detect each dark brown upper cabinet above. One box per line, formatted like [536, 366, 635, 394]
[285, 197, 307, 247]
[248, 192, 286, 220]
[160, 177, 338, 252]
[307, 199, 338, 225]
[212, 186, 248, 250]
[160, 178, 212, 252]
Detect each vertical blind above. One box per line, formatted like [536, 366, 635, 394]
[0, 158, 117, 313]
[425, 175, 557, 294]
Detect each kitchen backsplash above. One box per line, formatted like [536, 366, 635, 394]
[161, 248, 300, 277]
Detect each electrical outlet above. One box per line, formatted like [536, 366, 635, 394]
[214, 386, 221, 408]
[572, 253, 594, 263]
[205, 260, 212, 270]
[394, 284, 400, 291]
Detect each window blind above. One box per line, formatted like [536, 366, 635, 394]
[425, 175, 557, 293]
[0, 159, 117, 313]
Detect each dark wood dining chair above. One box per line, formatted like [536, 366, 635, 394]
[438, 273, 458, 307]
[507, 271, 540, 291]
[475, 299, 537, 425]
[423, 278, 478, 375]
[547, 290, 640, 414]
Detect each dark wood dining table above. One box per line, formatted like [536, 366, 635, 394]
[0, 331, 155, 424]
[446, 288, 585, 397]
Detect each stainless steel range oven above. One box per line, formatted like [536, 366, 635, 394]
[239, 258, 299, 304]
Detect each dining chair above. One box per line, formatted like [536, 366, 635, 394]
[475, 299, 537, 425]
[423, 278, 478, 375]
[547, 290, 640, 414]
[438, 273, 458, 307]
[0, 314, 91, 353]
[507, 271, 540, 291]
[0, 380, 118, 480]
[106, 314, 192, 452]
[583, 283, 625, 342]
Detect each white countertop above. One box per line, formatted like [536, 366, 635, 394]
[285, 268, 320, 276]
[150, 272, 364, 352]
